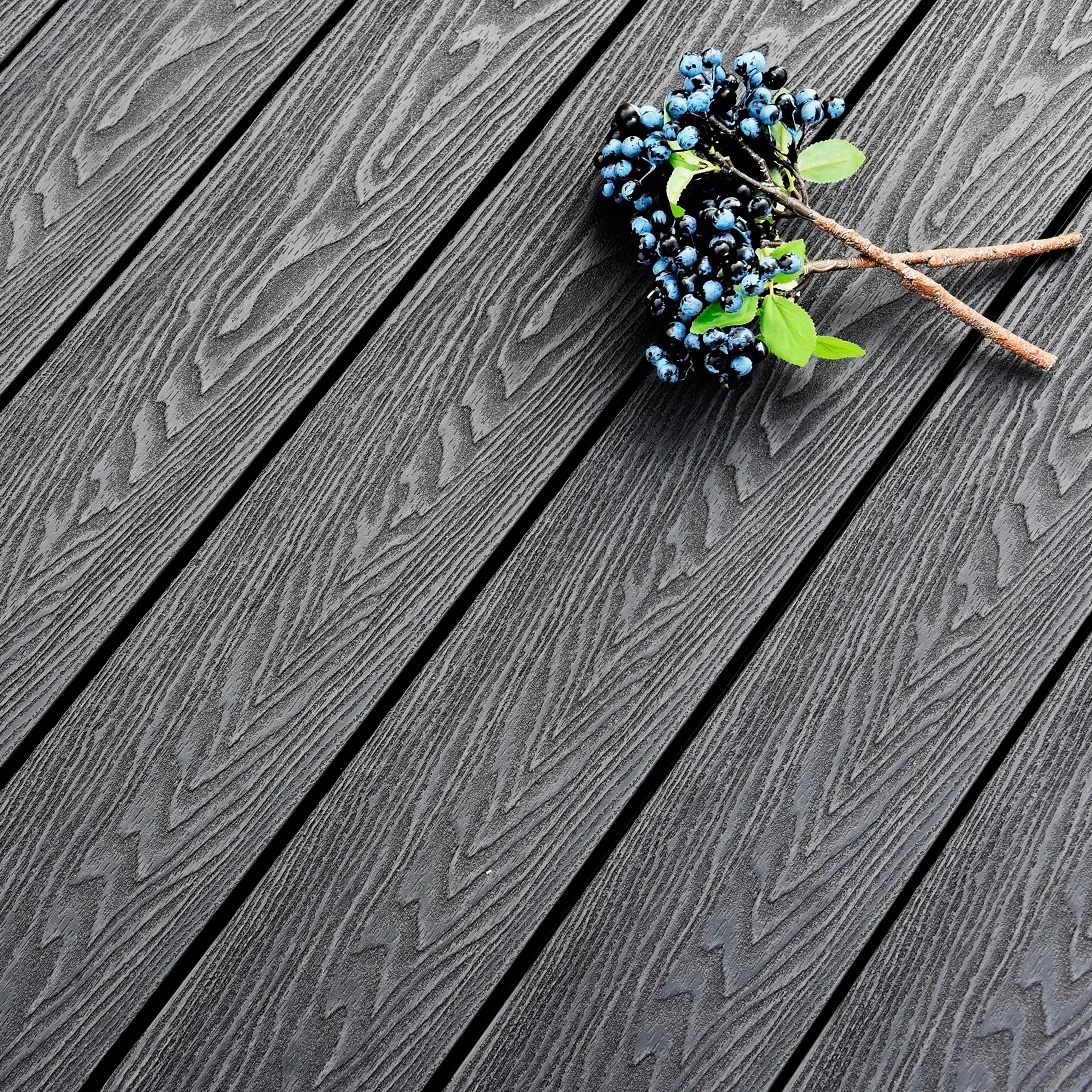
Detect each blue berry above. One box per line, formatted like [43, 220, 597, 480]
[652, 209, 668, 226]
[702, 47, 723, 67]
[666, 321, 688, 339]
[679, 294, 703, 319]
[730, 355, 753, 376]
[684, 332, 701, 350]
[601, 181, 615, 198]
[687, 90, 711, 114]
[678, 214, 698, 235]
[661, 274, 679, 300]
[656, 359, 680, 382]
[662, 124, 678, 140]
[646, 344, 666, 363]
[779, 252, 803, 275]
[739, 117, 760, 138]
[639, 104, 663, 129]
[703, 279, 723, 302]
[702, 328, 726, 346]
[621, 181, 637, 200]
[679, 52, 703, 78]
[650, 143, 672, 162]
[630, 215, 652, 235]
[739, 273, 763, 296]
[758, 104, 780, 125]
[721, 292, 744, 314]
[751, 87, 773, 104]
[678, 245, 698, 267]
[794, 88, 819, 104]
[677, 125, 700, 150]
[826, 97, 845, 119]
[697, 256, 713, 276]
[601, 164, 615, 179]
[621, 135, 643, 158]
[799, 100, 823, 124]
[614, 158, 632, 178]
[652, 256, 670, 275]
[713, 208, 735, 231]
[726, 326, 754, 348]
[666, 92, 688, 118]
[634, 193, 653, 211]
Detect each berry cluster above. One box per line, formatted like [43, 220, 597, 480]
[595, 48, 846, 390]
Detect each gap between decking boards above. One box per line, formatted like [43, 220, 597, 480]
[0, 0, 654, 797]
[419, 92, 1092, 1092]
[0, 0, 68, 78]
[68, 4, 940, 1090]
[0, 0, 364, 413]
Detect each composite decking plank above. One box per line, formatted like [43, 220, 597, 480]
[0, 1, 56, 66]
[0, 4, 915, 1091]
[87, 4, 1092, 1091]
[0, 0, 633, 762]
[787, 623, 1092, 1088]
[0, 0, 342, 388]
[448, 224, 1092, 1085]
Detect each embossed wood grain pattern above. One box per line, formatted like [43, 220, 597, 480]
[0, 0, 341, 386]
[0, 0, 631, 762]
[449, 224, 1092, 1088]
[0, 1, 55, 64]
[788, 641, 1092, 1090]
[100, 5, 1092, 1091]
[0, 5, 914, 1092]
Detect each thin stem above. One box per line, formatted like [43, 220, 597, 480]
[704, 146, 1060, 370]
[806, 233, 1083, 274]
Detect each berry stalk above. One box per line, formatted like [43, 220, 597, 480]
[706, 148, 1058, 370]
[806, 233, 1083, 274]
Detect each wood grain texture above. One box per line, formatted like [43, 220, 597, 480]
[0, 0, 55, 65]
[0, 0, 342, 386]
[97, 4, 1092, 1091]
[788, 633, 1092, 1090]
[0, 4, 914, 1092]
[449, 217, 1092, 1086]
[0, 0, 631, 762]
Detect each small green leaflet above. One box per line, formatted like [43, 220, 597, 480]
[797, 139, 865, 184]
[814, 334, 866, 359]
[759, 293, 816, 366]
[665, 150, 717, 215]
[691, 294, 758, 334]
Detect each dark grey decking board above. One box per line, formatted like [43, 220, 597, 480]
[0, 0, 341, 386]
[0, 0, 632, 762]
[97, 4, 1092, 1090]
[450, 212, 1092, 1088]
[0, 1, 55, 65]
[0, 3, 916, 1091]
[788, 620, 1092, 1088]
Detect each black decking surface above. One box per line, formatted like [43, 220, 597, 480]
[1, 1, 1091, 1090]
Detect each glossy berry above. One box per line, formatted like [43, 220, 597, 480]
[764, 66, 787, 89]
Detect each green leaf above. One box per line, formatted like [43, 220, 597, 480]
[665, 152, 717, 214]
[813, 334, 866, 359]
[669, 201, 685, 217]
[691, 295, 759, 334]
[669, 149, 706, 170]
[666, 166, 691, 213]
[759, 293, 816, 366]
[766, 238, 806, 284]
[797, 139, 865, 184]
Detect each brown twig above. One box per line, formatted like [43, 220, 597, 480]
[806, 233, 1083, 274]
[704, 147, 1061, 370]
